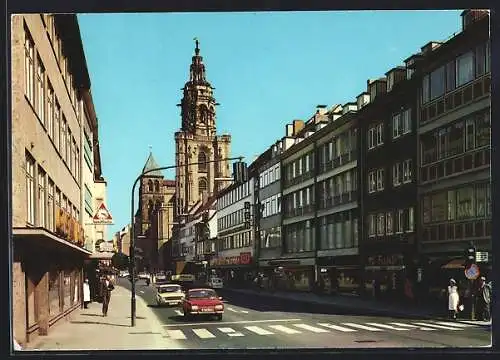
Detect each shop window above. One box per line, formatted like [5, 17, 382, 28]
[48, 269, 61, 317]
[63, 270, 72, 310]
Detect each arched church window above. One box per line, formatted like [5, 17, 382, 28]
[198, 151, 207, 172]
[199, 105, 208, 124]
[147, 180, 153, 192]
[154, 181, 160, 192]
[199, 178, 208, 197]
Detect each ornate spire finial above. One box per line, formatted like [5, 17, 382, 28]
[194, 37, 200, 55]
[148, 145, 152, 154]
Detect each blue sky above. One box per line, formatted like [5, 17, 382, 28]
[77, 10, 463, 237]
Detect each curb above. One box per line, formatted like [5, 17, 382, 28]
[221, 288, 442, 320]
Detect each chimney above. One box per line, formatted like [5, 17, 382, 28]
[421, 41, 443, 55]
[461, 9, 489, 30]
[292, 120, 305, 136]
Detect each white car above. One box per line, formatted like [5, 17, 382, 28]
[156, 284, 185, 306]
[208, 277, 223, 289]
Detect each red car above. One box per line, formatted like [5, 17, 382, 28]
[182, 288, 224, 321]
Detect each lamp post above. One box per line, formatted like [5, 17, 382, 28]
[129, 156, 243, 327]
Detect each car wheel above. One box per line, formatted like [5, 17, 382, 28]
[216, 314, 223, 321]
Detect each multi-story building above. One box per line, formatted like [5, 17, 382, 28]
[213, 174, 256, 286]
[11, 14, 105, 345]
[358, 65, 419, 299]
[416, 10, 491, 286]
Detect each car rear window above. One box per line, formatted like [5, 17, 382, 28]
[158, 286, 181, 293]
[188, 289, 217, 299]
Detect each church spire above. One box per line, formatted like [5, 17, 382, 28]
[190, 37, 208, 84]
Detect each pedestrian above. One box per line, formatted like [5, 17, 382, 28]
[100, 275, 115, 317]
[83, 278, 91, 309]
[476, 276, 491, 321]
[448, 278, 460, 320]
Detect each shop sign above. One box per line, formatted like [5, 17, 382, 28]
[366, 254, 404, 267]
[210, 252, 253, 266]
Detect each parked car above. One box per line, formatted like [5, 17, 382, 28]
[119, 270, 130, 278]
[207, 277, 224, 289]
[182, 288, 224, 321]
[155, 283, 185, 306]
[155, 272, 168, 282]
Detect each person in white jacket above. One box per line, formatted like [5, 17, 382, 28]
[83, 278, 91, 309]
[448, 278, 460, 320]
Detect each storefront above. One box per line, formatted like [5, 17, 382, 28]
[316, 255, 361, 295]
[259, 257, 315, 292]
[363, 253, 411, 300]
[13, 229, 90, 345]
[210, 251, 255, 287]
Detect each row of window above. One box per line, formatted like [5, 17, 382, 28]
[367, 208, 415, 237]
[420, 109, 490, 165]
[218, 230, 252, 251]
[146, 179, 162, 193]
[284, 220, 315, 253]
[318, 210, 359, 250]
[422, 182, 491, 224]
[24, 25, 84, 182]
[259, 163, 280, 189]
[317, 169, 358, 202]
[261, 193, 281, 218]
[26, 151, 80, 230]
[283, 151, 314, 183]
[260, 226, 282, 249]
[422, 42, 490, 105]
[283, 185, 315, 215]
[318, 129, 357, 166]
[217, 180, 252, 210]
[218, 208, 249, 231]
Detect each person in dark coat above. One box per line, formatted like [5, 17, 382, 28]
[476, 277, 491, 321]
[100, 275, 114, 316]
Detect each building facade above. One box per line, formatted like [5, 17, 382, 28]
[11, 14, 105, 345]
[416, 10, 491, 291]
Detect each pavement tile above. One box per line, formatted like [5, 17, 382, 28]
[23, 286, 183, 351]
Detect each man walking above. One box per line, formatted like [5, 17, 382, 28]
[100, 275, 114, 316]
[476, 276, 491, 321]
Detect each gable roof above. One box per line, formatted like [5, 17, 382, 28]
[142, 152, 163, 177]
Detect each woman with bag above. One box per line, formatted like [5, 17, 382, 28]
[448, 278, 460, 320]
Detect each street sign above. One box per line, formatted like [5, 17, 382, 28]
[464, 263, 480, 280]
[93, 202, 114, 225]
[475, 251, 489, 263]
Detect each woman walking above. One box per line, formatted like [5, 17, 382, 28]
[83, 278, 91, 308]
[448, 278, 460, 320]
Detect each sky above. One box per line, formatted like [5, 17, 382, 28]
[77, 10, 463, 238]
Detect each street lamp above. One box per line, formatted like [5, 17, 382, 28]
[129, 156, 243, 327]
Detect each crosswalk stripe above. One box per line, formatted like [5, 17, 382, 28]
[389, 322, 436, 331]
[342, 323, 384, 331]
[317, 323, 358, 332]
[218, 327, 245, 337]
[434, 321, 473, 328]
[269, 324, 302, 334]
[245, 326, 274, 335]
[174, 310, 183, 316]
[228, 307, 238, 313]
[366, 323, 409, 331]
[193, 328, 216, 339]
[293, 324, 330, 333]
[166, 329, 187, 340]
[412, 322, 462, 331]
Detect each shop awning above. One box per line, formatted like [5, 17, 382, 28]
[13, 227, 92, 256]
[89, 251, 115, 260]
[441, 258, 466, 269]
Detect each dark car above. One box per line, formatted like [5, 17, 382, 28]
[182, 288, 224, 321]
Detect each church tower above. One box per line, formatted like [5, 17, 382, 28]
[175, 39, 232, 216]
[138, 151, 165, 234]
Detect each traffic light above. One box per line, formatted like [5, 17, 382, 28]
[465, 243, 476, 266]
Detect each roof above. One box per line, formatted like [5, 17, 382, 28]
[163, 179, 176, 186]
[142, 152, 163, 177]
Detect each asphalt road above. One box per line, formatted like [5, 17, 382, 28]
[118, 279, 491, 349]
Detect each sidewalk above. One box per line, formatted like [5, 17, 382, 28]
[23, 286, 182, 351]
[222, 287, 449, 320]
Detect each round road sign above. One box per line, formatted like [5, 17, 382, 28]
[464, 263, 480, 280]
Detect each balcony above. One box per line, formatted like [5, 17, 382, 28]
[420, 74, 491, 125]
[319, 151, 357, 174]
[318, 191, 358, 210]
[284, 204, 315, 218]
[422, 218, 491, 243]
[284, 171, 314, 188]
[420, 146, 490, 184]
[55, 206, 85, 247]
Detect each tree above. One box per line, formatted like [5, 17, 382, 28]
[111, 252, 130, 270]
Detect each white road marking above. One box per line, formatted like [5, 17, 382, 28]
[434, 321, 473, 328]
[175, 310, 183, 316]
[163, 318, 301, 327]
[389, 322, 436, 331]
[269, 325, 302, 334]
[166, 329, 186, 340]
[193, 328, 216, 339]
[342, 323, 384, 331]
[228, 307, 239, 313]
[245, 326, 274, 335]
[412, 322, 462, 331]
[218, 327, 245, 337]
[317, 323, 358, 332]
[293, 324, 330, 333]
[240, 310, 249, 314]
[139, 290, 144, 294]
[365, 322, 410, 331]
